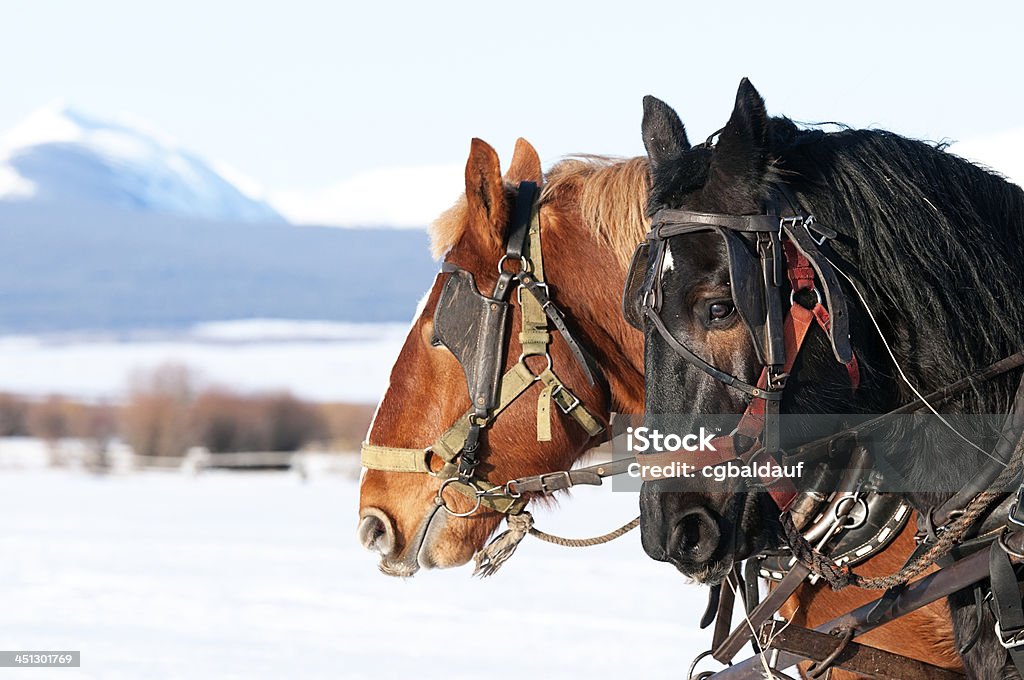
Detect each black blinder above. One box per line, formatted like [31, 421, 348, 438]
[623, 241, 652, 329]
[432, 268, 510, 416]
[719, 229, 771, 365]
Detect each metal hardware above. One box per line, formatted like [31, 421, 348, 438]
[550, 384, 581, 414]
[517, 280, 548, 305]
[996, 620, 1024, 649]
[687, 650, 724, 680]
[518, 353, 553, 379]
[538, 470, 573, 494]
[790, 286, 823, 308]
[998, 527, 1024, 560]
[803, 215, 828, 246]
[497, 254, 532, 275]
[435, 477, 482, 517]
[1009, 484, 1024, 527]
[502, 480, 523, 499]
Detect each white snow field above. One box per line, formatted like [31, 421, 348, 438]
[0, 467, 713, 680]
[0, 321, 409, 403]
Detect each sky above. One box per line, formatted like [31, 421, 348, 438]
[0, 0, 1021, 226]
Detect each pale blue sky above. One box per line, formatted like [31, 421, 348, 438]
[0, 0, 1021, 215]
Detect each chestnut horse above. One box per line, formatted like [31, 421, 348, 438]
[357, 137, 956, 676]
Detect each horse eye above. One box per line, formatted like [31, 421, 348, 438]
[709, 301, 735, 321]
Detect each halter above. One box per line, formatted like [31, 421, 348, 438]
[360, 181, 605, 517]
[623, 188, 860, 510]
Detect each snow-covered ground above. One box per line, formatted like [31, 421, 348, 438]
[0, 321, 407, 403]
[0, 468, 713, 680]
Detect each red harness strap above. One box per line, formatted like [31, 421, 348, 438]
[783, 240, 860, 390]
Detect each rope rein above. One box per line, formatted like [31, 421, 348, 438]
[529, 515, 640, 547]
[472, 511, 639, 577]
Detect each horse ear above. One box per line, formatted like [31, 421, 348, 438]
[505, 138, 542, 184]
[705, 78, 769, 195]
[463, 138, 508, 252]
[642, 96, 690, 170]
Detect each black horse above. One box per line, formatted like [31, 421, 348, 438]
[634, 79, 1024, 677]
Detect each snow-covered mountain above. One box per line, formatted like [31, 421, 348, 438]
[0, 105, 284, 224]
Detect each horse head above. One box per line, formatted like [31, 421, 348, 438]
[359, 138, 646, 576]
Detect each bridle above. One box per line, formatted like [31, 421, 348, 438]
[623, 187, 860, 510]
[622, 185, 1024, 678]
[360, 181, 606, 518]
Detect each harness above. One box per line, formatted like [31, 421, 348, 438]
[360, 181, 605, 517]
[621, 186, 1024, 678]
[623, 189, 859, 510]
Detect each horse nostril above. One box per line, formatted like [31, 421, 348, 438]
[358, 507, 397, 557]
[667, 507, 721, 561]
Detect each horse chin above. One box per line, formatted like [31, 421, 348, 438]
[674, 557, 734, 585]
[672, 492, 769, 584]
[377, 504, 449, 578]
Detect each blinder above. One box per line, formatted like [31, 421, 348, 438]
[624, 227, 775, 365]
[433, 264, 510, 419]
[623, 205, 855, 393]
[623, 240, 657, 329]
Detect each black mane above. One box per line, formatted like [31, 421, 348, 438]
[773, 118, 1024, 415]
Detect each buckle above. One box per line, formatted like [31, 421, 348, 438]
[1009, 485, 1024, 528]
[516, 280, 548, 305]
[538, 470, 573, 494]
[996, 621, 1024, 649]
[550, 384, 581, 414]
[780, 214, 830, 246]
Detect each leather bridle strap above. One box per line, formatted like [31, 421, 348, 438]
[643, 306, 779, 400]
[652, 209, 782, 235]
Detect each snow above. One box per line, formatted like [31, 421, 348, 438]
[0, 467, 711, 680]
[0, 321, 408, 403]
[0, 105, 283, 224]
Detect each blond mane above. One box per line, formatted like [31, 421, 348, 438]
[542, 155, 650, 266]
[429, 155, 650, 263]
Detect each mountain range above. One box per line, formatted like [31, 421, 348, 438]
[0, 106, 437, 332]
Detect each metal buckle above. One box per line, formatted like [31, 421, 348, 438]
[780, 214, 828, 246]
[1009, 485, 1024, 527]
[995, 621, 1024, 649]
[550, 384, 580, 414]
[538, 471, 572, 494]
[516, 280, 548, 305]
